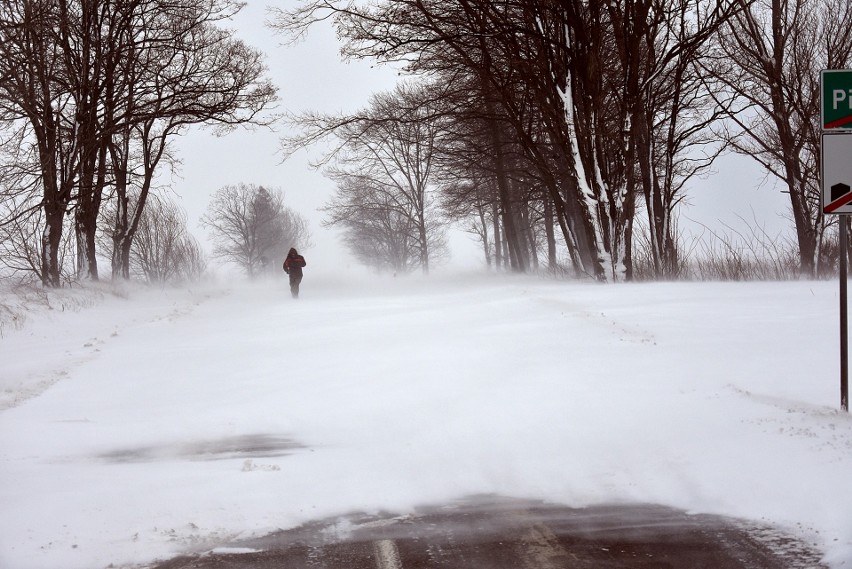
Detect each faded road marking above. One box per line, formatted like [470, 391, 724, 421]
[373, 539, 403, 569]
[519, 522, 574, 569]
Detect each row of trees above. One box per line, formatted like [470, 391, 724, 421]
[0, 0, 276, 286]
[273, 0, 852, 280]
[318, 87, 448, 274]
[1, 176, 311, 283]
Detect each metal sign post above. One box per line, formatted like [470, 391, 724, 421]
[842, 218, 849, 411]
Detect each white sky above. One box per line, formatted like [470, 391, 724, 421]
[164, 1, 794, 275]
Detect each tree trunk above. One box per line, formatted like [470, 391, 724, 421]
[543, 198, 557, 270]
[41, 206, 64, 287]
[492, 198, 503, 269]
[487, 116, 527, 273]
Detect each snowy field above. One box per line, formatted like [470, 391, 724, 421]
[1, 272, 851, 569]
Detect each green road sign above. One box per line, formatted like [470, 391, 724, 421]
[823, 70, 852, 130]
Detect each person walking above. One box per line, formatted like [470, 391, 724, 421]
[282, 248, 307, 298]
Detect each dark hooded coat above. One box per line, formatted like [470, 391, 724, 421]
[283, 248, 306, 276]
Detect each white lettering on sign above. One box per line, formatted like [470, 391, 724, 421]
[834, 89, 852, 110]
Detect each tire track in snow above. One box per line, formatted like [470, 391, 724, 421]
[532, 295, 657, 345]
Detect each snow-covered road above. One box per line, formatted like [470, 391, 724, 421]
[1, 274, 851, 569]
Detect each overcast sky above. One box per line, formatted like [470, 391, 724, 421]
[166, 1, 794, 275]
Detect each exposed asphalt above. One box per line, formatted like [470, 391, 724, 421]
[148, 496, 827, 569]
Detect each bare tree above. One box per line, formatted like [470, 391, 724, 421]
[323, 169, 448, 273]
[283, 82, 449, 273]
[133, 200, 206, 284]
[108, 0, 277, 280]
[708, 0, 852, 276]
[614, 0, 735, 278]
[100, 193, 206, 284]
[0, 118, 50, 281]
[201, 184, 311, 278]
[432, 91, 563, 273]
[326, 85, 447, 273]
[0, 203, 75, 284]
[440, 176, 497, 268]
[323, 175, 417, 273]
[0, 0, 78, 286]
[0, 0, 277, 286]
